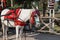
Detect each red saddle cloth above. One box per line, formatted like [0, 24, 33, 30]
[14, 20, 26, 26]
[4, 8, 26, 26]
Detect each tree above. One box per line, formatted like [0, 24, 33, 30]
[43, 0, 48, 16]
[58, 0, 60, 5]
[7, 0, 11, 7]
[57, 0, 60, 9]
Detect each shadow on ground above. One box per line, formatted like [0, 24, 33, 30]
[0, 29, 60, 40]
[34, 33, 60, 40]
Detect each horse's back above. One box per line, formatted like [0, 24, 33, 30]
[1, 9, 10, 15]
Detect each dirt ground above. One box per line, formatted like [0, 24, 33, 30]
[0, 31, 60, 40]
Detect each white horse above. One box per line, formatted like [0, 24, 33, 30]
[1, 8, 37, 40]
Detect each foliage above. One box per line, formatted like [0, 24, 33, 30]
[58, 0, 60, 5]
[8, 4, 20, 9]
[6, 0, 11, 7]
[54, 25, 60, 33]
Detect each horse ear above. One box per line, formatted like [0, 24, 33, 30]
[31, 2, 36, 9]
[31, 2, 39, 9]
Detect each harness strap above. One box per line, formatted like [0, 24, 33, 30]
[15, 8, 21, 18]
[4, 10, 14, 20]
[15, 9, 25, 22]
[4, 8, 21, 20]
